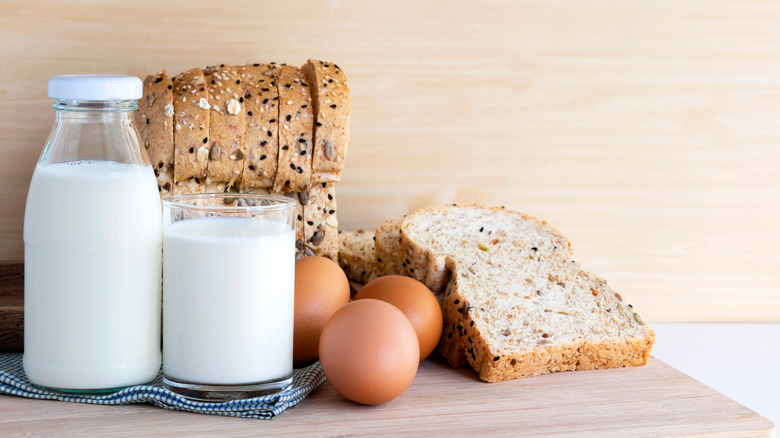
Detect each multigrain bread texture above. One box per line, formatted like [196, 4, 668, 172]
[302, 183, 338, 261]
[338, 229, 380, 284]
[204, 65, 247, 192]
[301, 59, 350, 184]
[171, 68, 210, 195]
[135, 71, 174, 198]
[285, 192, 305, 258]
[398, 204, 654, 382]
[401, 205, 572, 294]
[238, 63, 280, 190]
[375, 217, 406, 276]
[272, 65, 313, 193]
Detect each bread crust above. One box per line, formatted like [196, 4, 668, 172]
[238, 64, 280, 190]
[172, 68, 210, 194]
[302, 59, 350, 184]
[135, 71, 174, 198]
[272, 65, 313, 193]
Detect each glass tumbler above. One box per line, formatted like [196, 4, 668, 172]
[161, 193, 296, 401]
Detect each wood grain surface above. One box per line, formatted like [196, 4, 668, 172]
[0, 263, 23, 351]
[1, 1, 779, 322]
[0, 357, 773, 437]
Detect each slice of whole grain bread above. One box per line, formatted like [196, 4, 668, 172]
[398, 204, 654, 382]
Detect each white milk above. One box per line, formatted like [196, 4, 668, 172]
[23, 160, 162, 390]
[162, 217, 294, 385]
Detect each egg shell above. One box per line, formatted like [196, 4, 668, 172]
[354, 275, 443, 360]
[293, 256, 350, 368]
[319, 299, 419, 405]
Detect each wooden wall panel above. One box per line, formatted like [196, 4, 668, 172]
[1, 0, 778, 322]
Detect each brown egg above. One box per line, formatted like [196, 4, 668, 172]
[319, 299, 419, 405]
[354, 275, 443, 360]
[293, 256, 350, 368]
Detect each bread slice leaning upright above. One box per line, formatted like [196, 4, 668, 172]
[272, 65, 313, 193]
[171, 68, 210, 195]
[134, 70, 174, 199]
[204, 64, 246, 192]
[400, 204, 655, 382]
[301, 59, 350, 184]
[237, 63, 279, 191]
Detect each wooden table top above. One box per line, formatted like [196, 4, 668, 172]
[0, 357, 773, 437]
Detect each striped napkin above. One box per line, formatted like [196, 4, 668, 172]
[0, 353, 324, 419]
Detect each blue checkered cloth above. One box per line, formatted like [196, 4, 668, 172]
[0, 353, 324, 419]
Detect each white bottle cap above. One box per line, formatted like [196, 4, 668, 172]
[48, 75, 143, 100]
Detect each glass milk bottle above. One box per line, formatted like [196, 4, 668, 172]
[23, 75, 162, 391]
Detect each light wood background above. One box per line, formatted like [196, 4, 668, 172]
[1, 0, 778, 322]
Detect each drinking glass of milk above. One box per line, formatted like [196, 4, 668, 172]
[24, 76, 162, 391]
[161, 193, 296, 401]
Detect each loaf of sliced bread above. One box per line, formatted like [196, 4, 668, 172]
[135, 71, 174, 198]
[204, 64, 246, 192]
[301, 59, 350, 184]
[238, 63, 279, 190]
[272, 65, 313, 193]
[171, 68, 210, 195]
[399, 204, 654, 382]
[338, 229, 379, 284]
